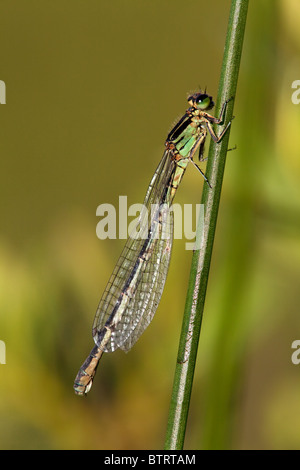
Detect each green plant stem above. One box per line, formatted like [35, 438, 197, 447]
[164, 0, 249, 450]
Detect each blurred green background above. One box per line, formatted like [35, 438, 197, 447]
[1, 0, 300, 450]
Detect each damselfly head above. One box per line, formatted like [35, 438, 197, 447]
[188, 93, 214, 111]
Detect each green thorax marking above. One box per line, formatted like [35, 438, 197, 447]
[166, 109, 206, 158]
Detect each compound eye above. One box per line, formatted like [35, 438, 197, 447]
[196, 95, 211, 110]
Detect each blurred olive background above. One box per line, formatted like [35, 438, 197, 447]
[1, 0, 300, 450]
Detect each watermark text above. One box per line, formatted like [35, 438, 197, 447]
[96, 196, 204, 251]
[291, 340, 300, 364]
[0, 340, 6, 364]
[291, 80, 300, 104]
[0, 80, 6, 104]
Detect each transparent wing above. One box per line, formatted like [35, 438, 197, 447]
[92, 149, 176, 353]
[120, 205, 173, 352]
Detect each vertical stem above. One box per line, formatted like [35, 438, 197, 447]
[164, 0, 249, 450]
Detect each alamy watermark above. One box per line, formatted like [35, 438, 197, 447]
[0, 340, 6, 364]
[96, 196, 204, 251]
[291, 340, 300, 365]
[0, 80, 6, 104]
[291, 80, 300, 104]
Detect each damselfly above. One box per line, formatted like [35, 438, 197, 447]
[74, 92, 233, 395]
